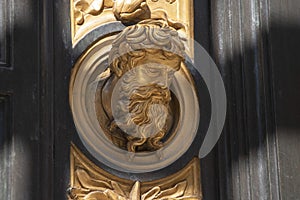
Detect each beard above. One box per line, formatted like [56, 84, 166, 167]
[113, 68, 172, 152]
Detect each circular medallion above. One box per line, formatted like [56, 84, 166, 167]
[70, 21, 200, 172]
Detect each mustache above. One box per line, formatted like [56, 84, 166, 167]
[114, 72, 172, 151]
[129, 83, 171, 126]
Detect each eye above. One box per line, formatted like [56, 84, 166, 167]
[148, 68, 160, 73]
[146, 67, 162, 77]
[164, 51, 177, 59]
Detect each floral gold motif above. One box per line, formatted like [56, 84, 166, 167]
[68, 144, 202, 200]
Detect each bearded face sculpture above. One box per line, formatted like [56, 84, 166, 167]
[95, 19, 186, 152]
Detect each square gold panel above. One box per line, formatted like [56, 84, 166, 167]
[70, 0, 194, 51]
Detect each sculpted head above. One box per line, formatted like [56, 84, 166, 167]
[106, 19, 186, 152]
[109, 19, 185, 78]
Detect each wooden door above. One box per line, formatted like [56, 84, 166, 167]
[0, 0, 43, 199]
[0, 0, 300, 200]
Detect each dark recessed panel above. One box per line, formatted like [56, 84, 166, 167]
[0, 0, 12, 68]
[0, 95, 12, 199]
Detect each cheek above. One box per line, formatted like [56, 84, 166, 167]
[164, 59, 182, 71]
[173, 59, 182, 70]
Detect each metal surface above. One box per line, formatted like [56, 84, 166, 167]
[0, 0, 299, 199]
[69, 3, 200, 172]
[68, 144, 202, 200]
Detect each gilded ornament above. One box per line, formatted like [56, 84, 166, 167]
[68, 144, 202, 200]
[74, 0, 104, 25]
[151, 0, 176, 4]
[113, 0, 151, 24]
[70, 0, 193, 48]
[94, 19, 185, 152]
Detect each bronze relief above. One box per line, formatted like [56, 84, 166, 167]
[69, 0, 201, 199]
[94, 19, 185, 152]
[68, 144, 202, 200]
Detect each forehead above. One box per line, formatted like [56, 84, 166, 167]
[134, 51, 182, 70]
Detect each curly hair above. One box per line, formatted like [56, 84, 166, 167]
[108, 19, 186, 77]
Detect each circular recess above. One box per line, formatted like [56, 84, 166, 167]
[70, 35, 200, 173]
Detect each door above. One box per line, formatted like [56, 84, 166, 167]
[54, 1, 210, 199]
[0, 0, 300, 200]
[0, 0, 42, 199]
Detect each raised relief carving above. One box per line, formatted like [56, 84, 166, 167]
[150, 0, 176, 4]
[74, 0, 104, 25]
[113, 0, 150, 24]
[70, 0, 193, 48]
[69, 0, 200, 195]
[69, 171, 187, 200]
[68, 144, 202, 200]
[70, 0, 199, 171]
[74, 0, 150, 26]
[95, 19, 185, 152]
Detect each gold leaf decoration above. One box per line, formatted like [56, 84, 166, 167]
[113, 0, 151, 24]
[68, 144, 202, 200]
[69, 170, 190, 200]
[74, 0, 104, 25]
[70, 0, 193, 48]
[151, 0, 176, 4]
